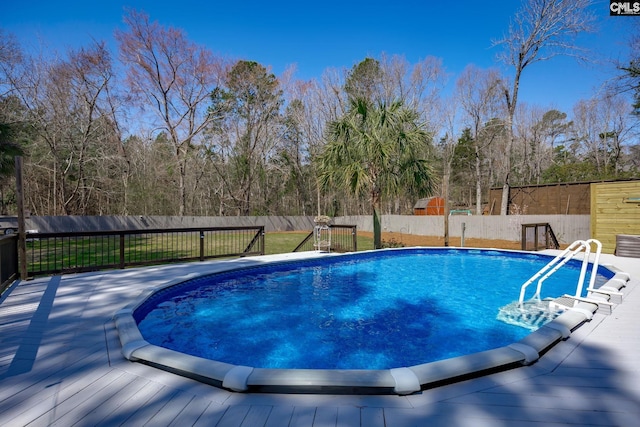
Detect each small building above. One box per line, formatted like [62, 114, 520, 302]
[413, 197, 445, 215]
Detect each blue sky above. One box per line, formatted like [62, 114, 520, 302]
[2, 0, 635, 114]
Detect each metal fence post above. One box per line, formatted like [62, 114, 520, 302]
[352, 226, 358, 252]
[119, 233, 125, 269]
[15, 156, 27, 279]
[200, 230, 205, 261]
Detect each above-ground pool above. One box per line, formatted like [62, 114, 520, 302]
[114, 247, 627, 395]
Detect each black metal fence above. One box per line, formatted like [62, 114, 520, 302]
[0, 235, 18, 294]
[293, 225, 358, 252]
[26, 226, 265, 277]
[0, 223, 360, 284]
[521, 223, 560, 251]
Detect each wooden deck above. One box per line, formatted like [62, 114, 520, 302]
[1, 252, 639, 426]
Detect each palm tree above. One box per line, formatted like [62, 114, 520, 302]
[319, 98, 435, 249]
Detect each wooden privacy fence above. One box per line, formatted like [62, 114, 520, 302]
[25, 226, 265, 277]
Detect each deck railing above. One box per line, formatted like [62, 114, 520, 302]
[293, 225, 358, 253]
[25, 226, 264, 277]
[521, 223, 560, 251]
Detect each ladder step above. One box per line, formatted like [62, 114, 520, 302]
[497, 300, 562, 330]
[550, 294, 614, 315]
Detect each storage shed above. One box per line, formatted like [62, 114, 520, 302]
[413, 197, 445, 215]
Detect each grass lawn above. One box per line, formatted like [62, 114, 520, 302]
[264, 231, 375, 254]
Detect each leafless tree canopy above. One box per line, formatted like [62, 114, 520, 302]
[0, 3, 638, 217]
[493, 0, 597, 214]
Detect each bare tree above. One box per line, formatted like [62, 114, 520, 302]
[494, 0, 595, 214]
[517, 107, 570, 184]
[573, 92, 636, 177]
[7, 41, 122, 215]
[207, 60, 283, 215]
[115, 9, 226, 216]
[0, 30, 26, 191]
[0, 30, 23, 98]
[283, 73, 345, 216]
[439, 97, 458, 246]
[456, 65, 504, 214]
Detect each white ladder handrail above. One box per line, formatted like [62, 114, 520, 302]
[518, 239, 602, 306]
[533, 241, 591, 301]
[575, 239, 602, 298]
[518, 240, 586, 305]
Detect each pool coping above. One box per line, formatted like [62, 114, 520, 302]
[112, 248, 631, 395]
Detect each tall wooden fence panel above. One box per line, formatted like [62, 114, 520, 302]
[590, 181, 640, 254]
[488, 182, 591, 215]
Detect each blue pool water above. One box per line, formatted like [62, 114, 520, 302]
[135, 248, 613, 370]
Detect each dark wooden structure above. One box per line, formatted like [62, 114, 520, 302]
[488, 182, 592, 215]
[521, 223, 560, 251]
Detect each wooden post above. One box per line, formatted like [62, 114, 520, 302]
[443, 172, 450, 247]
[15, 156, 27, 279]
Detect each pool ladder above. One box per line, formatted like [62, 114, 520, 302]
[518, 239, 602, 309]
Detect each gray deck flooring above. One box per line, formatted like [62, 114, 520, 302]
[1, 251, 639, 426]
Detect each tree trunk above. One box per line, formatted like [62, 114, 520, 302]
[475, 146, 482, 215]
[373, 207, 382, 249]
[501, 89, 515, 216]
[443, 170, 450, 247]
[500, 183, 510, 216]
[372, 189, 382, 249]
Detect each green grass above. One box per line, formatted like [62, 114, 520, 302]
[264, 232, 375, 254]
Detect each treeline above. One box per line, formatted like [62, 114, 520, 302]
[0, 4, 639, 217]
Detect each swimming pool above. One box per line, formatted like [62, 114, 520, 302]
[114, 248, 626, 395]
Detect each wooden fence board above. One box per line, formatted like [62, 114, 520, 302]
[591, 181, 640, 254]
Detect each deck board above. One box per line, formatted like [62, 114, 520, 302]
[361, 407, 385, 427]
[336, 406, 361, 426]
[192, 402, 229, 427]
[94, 381, 166, 426]
[215, 404, 252, 427]
[0, 252, 639, 426]
[263, 405, 295, 427]
[36, 372, 132, 427]
[167, 397, 212, 426]
[142, 390, 198, 426]
[312, 406, 338, 427]
[240, 405, 274, 427]
[75, 375, 151, 426]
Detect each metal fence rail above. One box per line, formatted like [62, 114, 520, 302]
[293, 225, 358, 253]
[26, 226, 265, 277]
